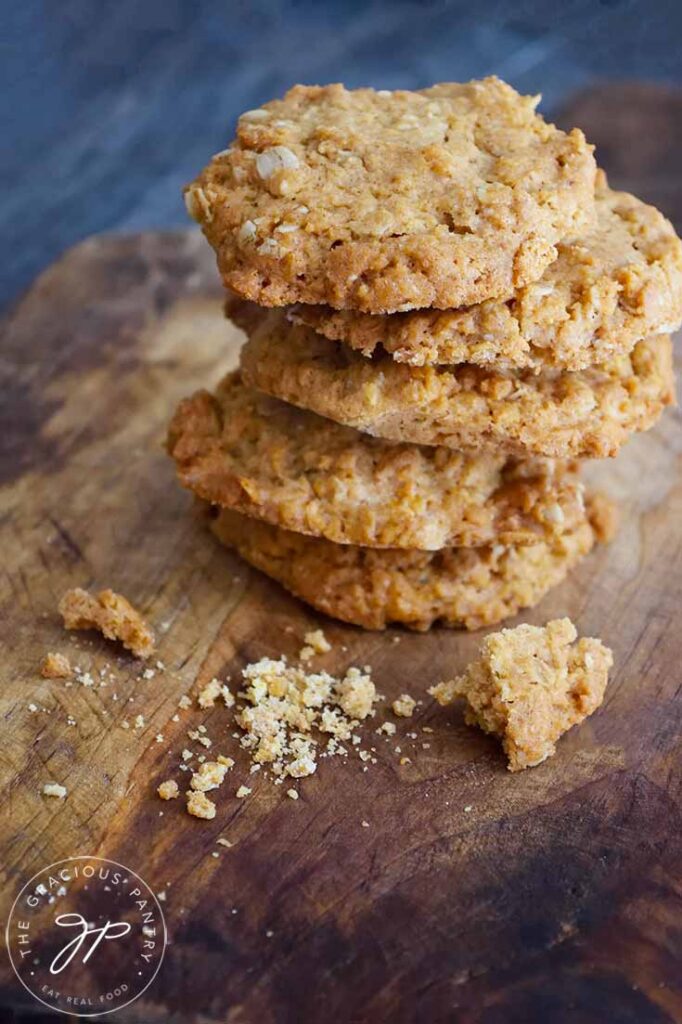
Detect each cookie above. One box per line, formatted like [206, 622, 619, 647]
[430, 618, 612, 770]
[238, 311, 675, 459]
[288, 176, 682, 371]
[186, 78, 596, 313]
[168, 372, 585, 551]
[205, 493, 612, 632]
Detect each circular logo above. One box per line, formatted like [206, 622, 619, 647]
[6, 856, 167, 1018]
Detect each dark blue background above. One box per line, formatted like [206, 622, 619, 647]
[3, 0, 682, 310]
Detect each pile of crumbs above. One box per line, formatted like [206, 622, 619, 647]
[34, 605, 423, 821]
[235, 656, 379, 779]
[162, 630, 424, 821]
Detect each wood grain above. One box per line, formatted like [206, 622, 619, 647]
[1, 87, 682, 1023]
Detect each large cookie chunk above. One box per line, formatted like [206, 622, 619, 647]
[430, 618, 612, 771]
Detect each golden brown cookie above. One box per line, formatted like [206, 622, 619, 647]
[186, 78, 596, 313]
[288, 177, 682, 371]
[205, 493, 612, 632]
[168, 371, 585, 550]
[238, 311, 675, 459]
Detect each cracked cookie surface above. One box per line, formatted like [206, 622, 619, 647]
[288, 176, 682, 370]
[187, 78, 596, 313]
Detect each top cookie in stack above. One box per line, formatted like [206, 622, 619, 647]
[187, 78, 597, 312]
[174, 78, 682, 630]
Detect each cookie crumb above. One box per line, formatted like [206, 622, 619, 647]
[186, 790, 216, 819]
[40, 652, 72, 679]
[59, 587, 155, 658]
[286, 788, 299, 800]
[430, 618, 612, 771]
[190, 762, 229, 792]
[392, 693, 416, 717]
[335, 668, 376, 720]
[286, 755, 316, 778]
[236, 785, 252, 798]
[157, 780, 179, 800]
[42, 782, 67, 799]
[216, 837, 233, 847]
[299, 629, 331, 661]
[197, 678, 234, 709]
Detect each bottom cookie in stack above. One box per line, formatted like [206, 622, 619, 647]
[168, 373, 616, 631]
[204, 493, 613, 632]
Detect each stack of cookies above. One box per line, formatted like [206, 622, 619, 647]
[169, 78, 681, 631]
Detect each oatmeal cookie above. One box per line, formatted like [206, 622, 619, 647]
[168, 372, 586, 550]
[430, 618, 612, 770]
[287, 176, 682, 370]
[239, 311, 674, 459]
[204, 493, 612, 632]
[186, 78, 596, 313]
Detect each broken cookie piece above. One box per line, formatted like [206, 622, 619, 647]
[299, 628, 331, 662]
[392, 693, 416, 718]
[157, 780, 180, 800]
[186, 790, 216, 819]
[59, 587, 155, 659]
[40, 652, 72, 679]
[334, 668, 377, 720]
[430, 618, 612, 771]
[189, 761, 230, 792]
[42, 781, 68, 799]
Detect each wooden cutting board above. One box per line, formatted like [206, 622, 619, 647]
[1, 86, 681, 1024]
